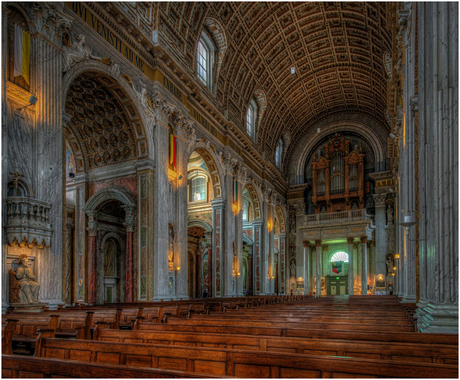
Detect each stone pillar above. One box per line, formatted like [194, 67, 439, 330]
[31, 6, 72, 307]
[151, 94, 175, 301]
[211, 200, 225, 297]
[252, 222, 262, 295]
[361, 236, 368, 295]
[373, 194, 387, 277]
[87, 212, 98, 305]
[315, 239, 322, 295]
[74, 179, 87, 303]
[63, 214, 74, 305]
[223, 171, 236, 297]
[1, 6, 10, 311]
[123, 206, 135, 302]
[248, 252, 253, 295]
[302, 240, 310, 295]
[278, 233, 286, 294]
[235, 170, 245, 296]
[268, 198, 275, 295]
[353, 241, 359, 293]
[347, 237, 354, 295]
[136, 166, 155, 301]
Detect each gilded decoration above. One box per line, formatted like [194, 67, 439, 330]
[65, 73, 147, 170]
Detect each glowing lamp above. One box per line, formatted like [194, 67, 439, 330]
[176, 266, 180, 271]
[393, 266, 397, 271]
[394, 254, 400, 259]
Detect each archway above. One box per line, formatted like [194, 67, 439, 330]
[186, 149, 220, 298]
[242, 184, 262, 295]
[63, 70, 146, 305]
[328, 251, 349, 295]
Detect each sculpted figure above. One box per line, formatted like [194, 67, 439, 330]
[14, 254, 40, 303]
[387, 205, 394, 225]
[63, 35, 102, 72]
[290, 261, 296, 278]
[386, 257, 394, 276]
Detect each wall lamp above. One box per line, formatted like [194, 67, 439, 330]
[394, 253, 400, 259]
[175, 266, 180, 271]
[15, 95, 38, 117]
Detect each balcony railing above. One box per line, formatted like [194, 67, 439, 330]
[5, 197, 53, 248]
[304, 209, 368, 225]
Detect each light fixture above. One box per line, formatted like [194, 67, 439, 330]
[176, 266, 180, 271]
[400, 215, 416, 228]
[15, 95, 38, 116]
[237, 272, 241, 276]
[393, 266, 397, 271]
[394, 253, 400, 259]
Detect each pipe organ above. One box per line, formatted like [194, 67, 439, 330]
[311, 133, 365, 213]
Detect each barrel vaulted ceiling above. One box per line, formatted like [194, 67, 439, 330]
[114, 2, 392, 160]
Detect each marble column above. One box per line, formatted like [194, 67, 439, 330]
[123, 206, 135, 302]
[361, 236, 368, 295]
[151, 95, 174, 301]
[347, 237, 354, 295]
[174, 135, 191, 301]
[302, 240, 309, 295]
[1, 6, 10, 311]
[223, 172, 236, 297]
[136, 166, 154, 301]
[32, 16, 67, 308]
[63, 217, 74, 305]
[315, 239, 322, 295]
[207, 248, 212, 297]
[415, 2, 458, 333]
[278, 233, 286, 294]
[211, 199, 225, 297]
[87, 212, 98, 305]
[353, 241, 360, 293]
[248, 252, 253, 295]
[252, 222, 262, 295]
[373, 194, 387, 277]
[235, 171, 244, 296]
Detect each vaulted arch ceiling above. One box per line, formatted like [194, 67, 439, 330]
[156, 2, 391, 157]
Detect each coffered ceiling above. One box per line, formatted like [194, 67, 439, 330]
[115, 2, 392, 159]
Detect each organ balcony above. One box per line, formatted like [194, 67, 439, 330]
[5, 196, 53, 248]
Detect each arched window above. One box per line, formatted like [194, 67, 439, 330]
[197, 31, 215, 90]
[246, 99, 257, 138]
[276, 139, 283, 167]
[330, 251, 349, 263]
[242, 200, 249, 222]
[190, 176, 206, 202]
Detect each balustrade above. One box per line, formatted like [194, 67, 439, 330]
[5, 196, 53, 248]
[305, 209, 368, 225]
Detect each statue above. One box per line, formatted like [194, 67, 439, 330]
[13, 254, 40, 303]
[63, 34, 108, 72]
[290, 260, 296, 278]
[387, 205, 394, 225]
[386, 257, 394, 276]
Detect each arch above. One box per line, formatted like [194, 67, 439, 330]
[293, 120, 386, 182]
[243, 183, 262, 220]
[330, 251, 349, 263]
[7, 176, 33, 197]
[187, 144, 223, 199]
[84, 187, 136, 213]
[242, 233, 254, 245]
[187, 219, 212, 233]
[100, 232, 125, 253]
[62, 61, 153, 161]
[275, 205, 286, 234]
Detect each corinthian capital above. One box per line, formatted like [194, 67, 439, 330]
[150, 93, 175, 123]
[33, 3, 73, 43]
[373, 193, 387, 207]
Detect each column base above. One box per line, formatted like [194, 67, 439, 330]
[400, 294, 417, 303]
[416, 302, 458, 334]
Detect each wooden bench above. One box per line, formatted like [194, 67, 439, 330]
[1, 355, 228, 378]
[94, 328, 458, 365]
[135, 321, 458, 344]
[33, 335, 458, 378]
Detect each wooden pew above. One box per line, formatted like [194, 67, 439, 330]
[94, 328, 459, 365]
[1, 355, 228, 378]
[134, 321, 458, 345]
[33, 336, 458, 378]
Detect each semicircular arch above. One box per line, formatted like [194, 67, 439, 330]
[84, 187, 136, 213]
[243, 183, 262, 221]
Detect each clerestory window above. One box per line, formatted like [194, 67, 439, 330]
[197, 31, 215, 91]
